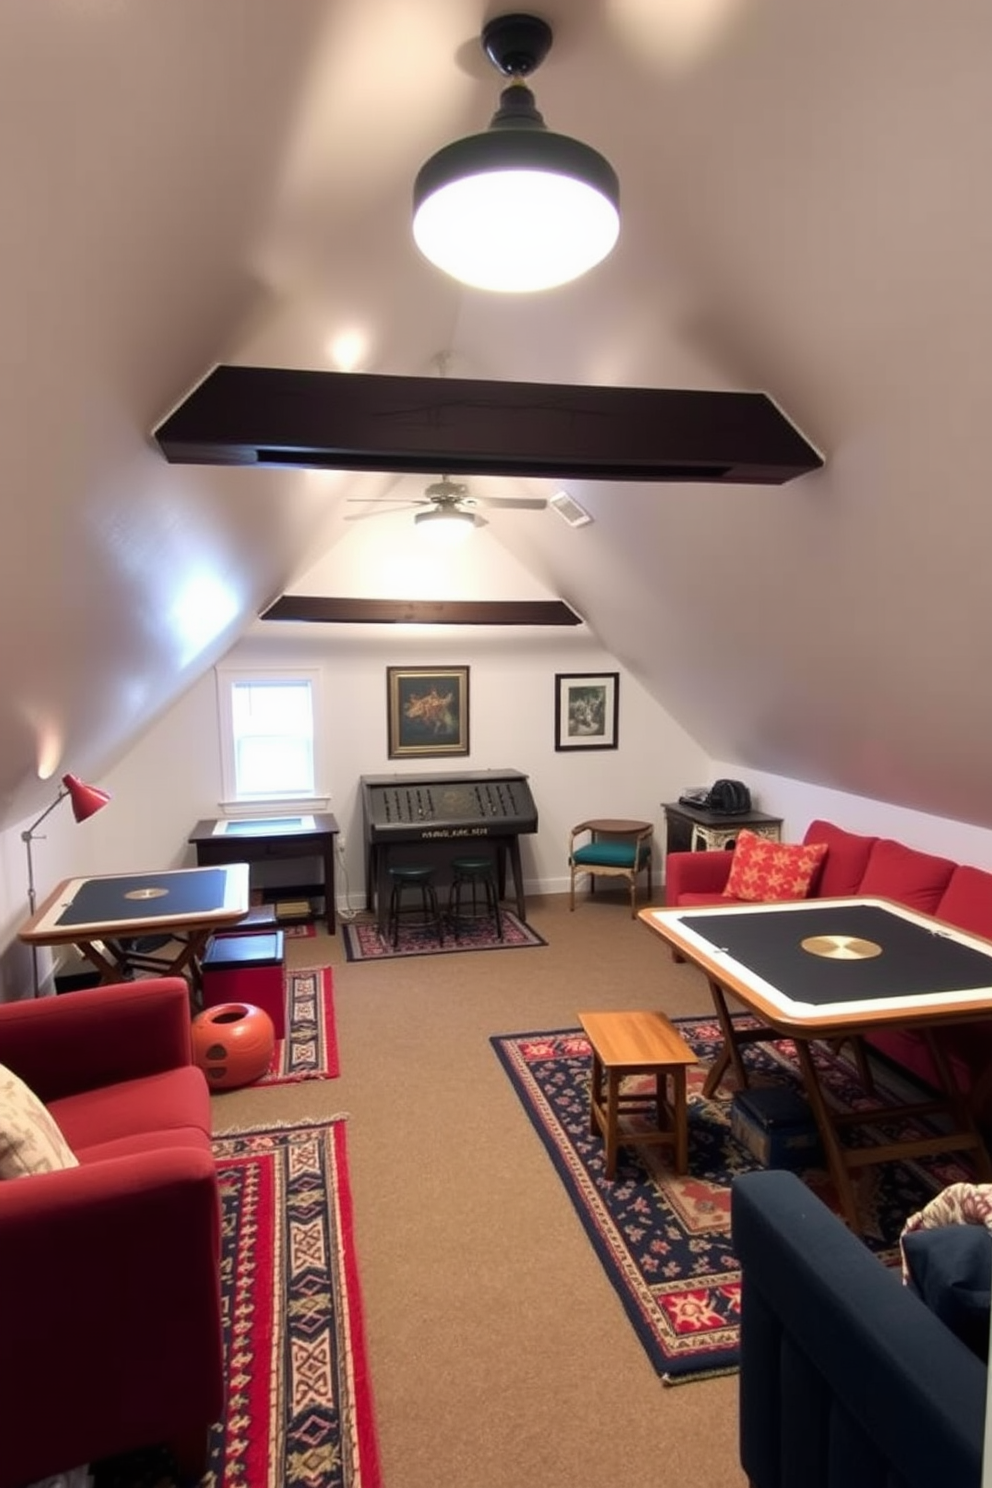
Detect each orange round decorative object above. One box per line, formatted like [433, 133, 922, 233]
[191, 1002, 275, 1090]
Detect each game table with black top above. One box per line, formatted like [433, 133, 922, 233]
[639, 896, 992, 1229]
[19, 863, 251, 991]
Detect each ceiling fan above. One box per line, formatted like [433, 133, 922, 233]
[346, 475, 547, 535]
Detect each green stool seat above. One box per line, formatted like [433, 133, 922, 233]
[448, 855, 503, 941]
[387, 865, 444, 948]
[572, 842, 639, 868]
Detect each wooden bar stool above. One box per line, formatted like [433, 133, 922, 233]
[386, 864, 444, 949]
[577, 1009, 697, 1178]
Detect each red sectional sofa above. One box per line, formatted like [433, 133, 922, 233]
[0, 978, 224, 1487]
[665, 818, 992, 1110]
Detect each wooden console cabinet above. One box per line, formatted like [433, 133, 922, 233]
[662, 802, 783, 855]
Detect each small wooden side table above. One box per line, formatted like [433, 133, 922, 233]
[578, 1010, 697, 1179]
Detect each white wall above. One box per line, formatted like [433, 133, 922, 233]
[710, 762, 992, 869]
[0, 619, 709, 997]
[8, 670, 992, 1002]
[97, 624, 709, 903]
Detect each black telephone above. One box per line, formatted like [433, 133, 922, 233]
[678, 780, 752, 815]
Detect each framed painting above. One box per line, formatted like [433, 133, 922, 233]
[554, 672, 619, 751]
[387, 666, 470, 759]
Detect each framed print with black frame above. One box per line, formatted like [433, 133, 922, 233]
[554, 672, 619, 751]
[387, 666, 470, 759]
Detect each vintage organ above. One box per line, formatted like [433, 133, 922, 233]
[360, 769, 539, 925]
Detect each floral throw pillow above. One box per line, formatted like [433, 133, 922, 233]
[723, 830, 829, 903]
[0, 1062, 78, 1179]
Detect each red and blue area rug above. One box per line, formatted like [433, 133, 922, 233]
[94, 1117, 381, 1488]
[491, 1016, 974, 1384]
[343, 910, 546, 962]
[257, 965, 340, 1084]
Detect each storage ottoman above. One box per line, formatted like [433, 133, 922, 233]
[730, 1084, 822, 1170]
[218, 903, 280, 935]
[201, 930, 286, 1038]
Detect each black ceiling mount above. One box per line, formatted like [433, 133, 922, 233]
[153, 365, 823, 485]
[482, 14, 553, 76]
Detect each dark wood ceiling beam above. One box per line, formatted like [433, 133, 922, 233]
[154, 364, 823, 484]
[261, 597, 583, 626]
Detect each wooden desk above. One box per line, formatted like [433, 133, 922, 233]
[639, 897, 992, 1230]
[19, 864, 250, 988]
[189, 813, 340, 932]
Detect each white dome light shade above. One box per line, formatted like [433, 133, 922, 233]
[413, 127, 620, 293]
[414, 507, 477, 543]
[414, 14, 620, 297]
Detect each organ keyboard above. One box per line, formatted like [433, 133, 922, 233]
[360, 769, 538, 923]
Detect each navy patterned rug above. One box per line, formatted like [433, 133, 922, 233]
[491, 1015, 974, 1383]
[343, 909, 546, 961]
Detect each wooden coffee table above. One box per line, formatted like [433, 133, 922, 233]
[578, 1009, 697, 1178]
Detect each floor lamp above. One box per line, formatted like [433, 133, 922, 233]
[22, 772, 111, 996]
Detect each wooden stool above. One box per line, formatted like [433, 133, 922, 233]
[577, 1010, 697, 1178]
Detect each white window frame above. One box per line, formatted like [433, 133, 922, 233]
[215, 667, 327, 812]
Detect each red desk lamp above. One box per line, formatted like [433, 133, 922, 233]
[22, 773, 111, 995]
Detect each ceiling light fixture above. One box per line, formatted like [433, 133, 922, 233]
[413, 13, 620, 293]
[414, 507, 477, 544]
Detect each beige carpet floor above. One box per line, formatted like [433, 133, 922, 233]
[211, 890, 747, 1488]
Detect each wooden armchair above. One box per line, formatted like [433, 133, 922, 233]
[568, 818, 653, 919]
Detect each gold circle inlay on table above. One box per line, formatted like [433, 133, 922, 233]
[800, 934, 882, 960]
[124, 886, 169, 900]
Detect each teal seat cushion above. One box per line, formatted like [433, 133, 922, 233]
[573, 842, 642, 868]
[451, 856, 494, 875]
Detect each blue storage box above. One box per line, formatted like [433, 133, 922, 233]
[730, 1084, 822, 1170]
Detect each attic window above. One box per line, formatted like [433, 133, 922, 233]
[216, 669, 320, 804]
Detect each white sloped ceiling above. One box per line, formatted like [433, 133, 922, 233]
[1, 0, 990, 830]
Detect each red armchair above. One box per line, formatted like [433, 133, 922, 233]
[0, 979, 223, 1488]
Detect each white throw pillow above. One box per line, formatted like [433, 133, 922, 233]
[0, 1062, 78, 1178]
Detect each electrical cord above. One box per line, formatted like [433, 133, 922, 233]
[334, 836, 360, 923]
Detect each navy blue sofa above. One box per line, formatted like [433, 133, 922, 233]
[731, 1170, 986, 1488]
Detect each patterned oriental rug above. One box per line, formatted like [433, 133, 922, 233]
[255, 966, 339, 1085]
[93, 1118, 381, 1488]
[342, 910, 547, 962]
[491, 1015, 974, 1384]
